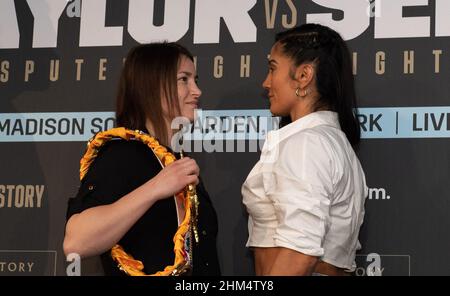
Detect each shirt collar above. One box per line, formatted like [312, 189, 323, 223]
[266, 111, 340, 150]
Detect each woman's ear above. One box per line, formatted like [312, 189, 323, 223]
[295, 64, 315, 89]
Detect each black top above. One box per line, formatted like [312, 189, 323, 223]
[66, 139, 221, 276]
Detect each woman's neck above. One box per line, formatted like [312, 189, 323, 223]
[290, 99, 314, 121]
[145, 119, 173, 146]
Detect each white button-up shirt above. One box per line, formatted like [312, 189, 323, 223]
[242, 111, 367, 271]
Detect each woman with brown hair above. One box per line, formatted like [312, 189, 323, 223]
[63, 42, 220, 276]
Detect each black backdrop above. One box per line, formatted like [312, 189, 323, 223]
[1, 0, 449, 275]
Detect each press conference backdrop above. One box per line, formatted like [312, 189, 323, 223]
[1, 0, 449, 276]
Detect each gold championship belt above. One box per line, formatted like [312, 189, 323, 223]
[79, 127, 199, 276]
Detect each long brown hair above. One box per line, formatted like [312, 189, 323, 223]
[116, 42, 194, 145]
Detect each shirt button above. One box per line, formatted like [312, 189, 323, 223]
[88, 185, 94, 190]
[202, 230, 207, 236]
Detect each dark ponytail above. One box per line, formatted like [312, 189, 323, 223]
[275, 24, 361, 147]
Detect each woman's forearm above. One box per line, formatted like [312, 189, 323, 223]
[253, 247, 280, 275]
[267, 247, 318, 276]
[63, 179, 162, 258]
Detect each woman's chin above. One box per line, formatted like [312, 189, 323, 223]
[269, 106, 281, 116]
[270, 103, 291, 116]
[183, 113, 195, 123]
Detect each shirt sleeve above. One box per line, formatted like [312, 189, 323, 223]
[268, 130, 336, 257]
[66, 140, 161, 220]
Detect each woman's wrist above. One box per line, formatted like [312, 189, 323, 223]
[140, 178, 164, 204]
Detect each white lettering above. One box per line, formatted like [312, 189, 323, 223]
[264, 0, 278, 29]
[128, 0, 190, 43]
[66, 253, 81, 276]
[282, 0, 297, 29]
[2, 0, 447, 47]
[368, 187, 389, 200]
[0, 0, 20, 49]
[66, 0, 81, 18]
[435, 0, 450, 37]
[367, 253, 382, 276]
[27, 0, 67, 48]
[375, 0, 430, 38]
[79, 0, 123, 47]
[307, 0, 370, 40]
[194, 0, 257, 44]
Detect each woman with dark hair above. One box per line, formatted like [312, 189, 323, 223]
[242, 24, 367, 276]
[63, 42, 220, 276]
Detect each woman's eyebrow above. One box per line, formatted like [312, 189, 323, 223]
[178, 71, 193, 76]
